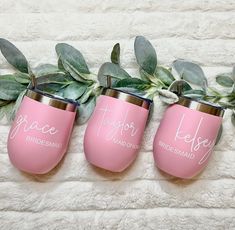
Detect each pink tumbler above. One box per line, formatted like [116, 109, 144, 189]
[7, 89, 77, 174]
[84, 88, 152, 172]
[153, 96, 224, 179]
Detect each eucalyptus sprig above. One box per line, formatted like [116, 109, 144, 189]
[98, 36, 207, 105]
[98, 36, 235, 125]
[0, 39, 100, 124]
[0, 36, 234, 126]
[98, 36, 178, 103]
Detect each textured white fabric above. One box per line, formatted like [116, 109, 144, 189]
[0, 1, 235, 229]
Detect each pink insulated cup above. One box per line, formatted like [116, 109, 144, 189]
[7, 89, 77, 174]
[84, 88, 152, 172]
[153, 96, 224, 179]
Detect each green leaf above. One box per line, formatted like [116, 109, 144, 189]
[78, 86, 94, 104]
[215, 125, 223, 145]
[111, 43, 120, 65]
[61, 59, 94, 83]
[0, 75, 26, 100]
[139, 68, 151, 82]
[114, 78, 150, 91]
[0, 102, 15, 122]
[172, 59, 207, 88]
[34, 64, 63, 77]
[216, 73, 234, 87]
[168, 80, 192, 95]
[206, 87, 222, 97]
[63, 82, 88, 100]
[98, 62, 131, 87]
[231, 110, 235, 127]
[56, 43, 90, 74]
[36, 83, 64, 94]
[58, 57, 65, 71]
[54, 88, 66, 97]
[36, 73, 72, 85]
[183, 89, 206, 99]
[14, 72, 30, 84]
[139, 69, 165, 87]
[0, 38, 28, 73]
[227, 93, 235, 104]
[35, 73, 73, 94]
[157, 89, 178, 104]
[218, 101, 234, 109]
[115, 87, 147, 97]
[154, 66, 175, 86]
[77, 96, 96, 125]
[134, 36, 157, 75]
[0, 100, 9, 106]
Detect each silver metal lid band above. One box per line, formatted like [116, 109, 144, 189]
[177, 96, 224, 117]
[102, 88, 152, 110]
[25, 89, 77, 112]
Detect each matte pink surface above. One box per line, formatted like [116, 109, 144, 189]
[7, 96, 76, 174]
[84, 95, 149, 172]
[153, 104, 222, 178]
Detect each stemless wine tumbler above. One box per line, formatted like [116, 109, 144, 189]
[7, 89, 77, 174]
[153, 96, 224, 179]
[84, 88, 152, 172]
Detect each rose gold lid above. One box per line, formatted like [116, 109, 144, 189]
[25, 89, 77, 112]
[102, 88, 152, 110]
[177, 96, 224, 117]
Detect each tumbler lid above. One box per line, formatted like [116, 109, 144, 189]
[25, 89, 78, 112]
[177, 96, 224, 117]
[102, 88, 152, 110]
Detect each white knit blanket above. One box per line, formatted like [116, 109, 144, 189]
[0, 1, 235, 229]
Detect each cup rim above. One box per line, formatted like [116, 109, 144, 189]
[25, 89, 78, 112]
[102, 88, 152, 110]
[177, 96, 224, 117]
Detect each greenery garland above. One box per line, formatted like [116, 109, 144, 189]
[0, 36, 234, 126]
